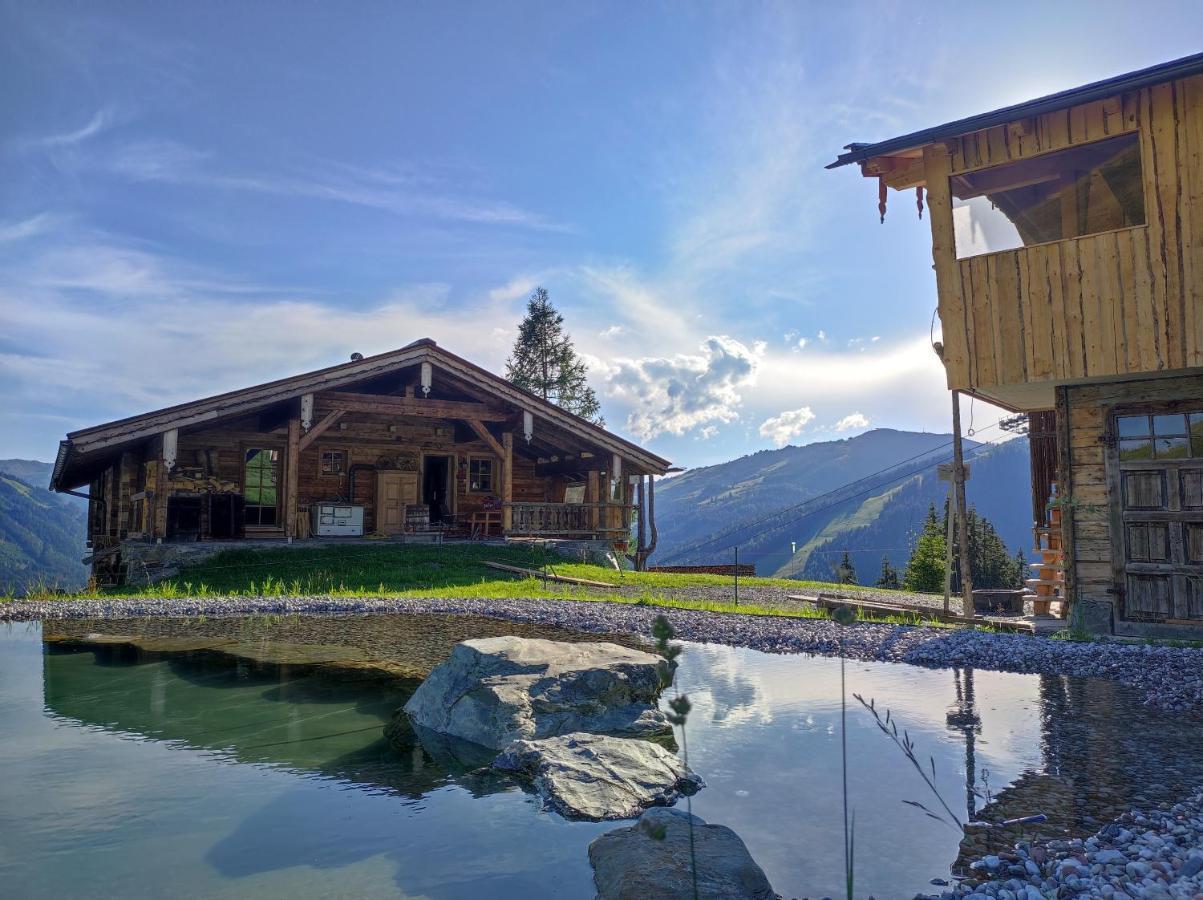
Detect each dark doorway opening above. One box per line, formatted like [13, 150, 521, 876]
[423, 455, 452, 523]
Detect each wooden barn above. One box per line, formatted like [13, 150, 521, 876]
[50, 339, 671, 583]
[831, 52, 1203, 637]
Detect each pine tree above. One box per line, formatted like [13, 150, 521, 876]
[505, 287, 603, 424]
[835, 551, 858, 585]
[875, 555, 901, 590]
[903, 503, 947, 593]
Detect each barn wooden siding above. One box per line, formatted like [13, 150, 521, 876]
[925, 74, 1203, 396]
[1059, 373, 1203, 627]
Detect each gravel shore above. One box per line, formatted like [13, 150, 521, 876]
[5, 594, 1203, 714]
[921, 790, 1203, 899]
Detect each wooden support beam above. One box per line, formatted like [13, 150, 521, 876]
[298, 409, 346, 453]
[318, 391, 510, 421]
[587, 469, 600, 531]
[951, 391, 973, 617]
[502, 432, 514, 533]
[464, 418, 505, 458]
[285, 417, 301, 540]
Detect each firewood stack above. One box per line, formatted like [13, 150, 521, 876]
[1027, 483, 1067, 618]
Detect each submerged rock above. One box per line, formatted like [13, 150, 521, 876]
[492, 732, 702, 821]
[403, 636, 670, 749]
[588, 807, 778, 899]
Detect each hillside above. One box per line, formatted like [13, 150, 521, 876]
[652, 429, 1031, 580]
[0, 460, 89, 594]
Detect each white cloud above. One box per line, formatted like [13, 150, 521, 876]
[603, 336, 764, 440]
[834, 412, 870, 432]
[488, 275, 539, 303]
[599, 324, 625, 339]
[759, 406, 816, 447]
[698, 425, 718, 440]
[26, 106, 121, 148]
[0, 213, 61, 243]
[796, 336, 809, 350]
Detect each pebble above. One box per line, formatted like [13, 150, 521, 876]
[918, 789, 1203, 899]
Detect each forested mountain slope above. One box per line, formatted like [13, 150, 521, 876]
[0, 460, 88, 594]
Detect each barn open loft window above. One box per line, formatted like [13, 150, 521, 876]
[951, 132, 1145, 259]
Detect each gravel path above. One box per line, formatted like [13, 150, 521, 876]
[5, 594, 1202, 714]
[921, 789, 1203, 899]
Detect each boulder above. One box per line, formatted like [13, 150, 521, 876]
[403, 636, 670, 749]
[493, 732, 702, 821]
[589, 807, 778, 899]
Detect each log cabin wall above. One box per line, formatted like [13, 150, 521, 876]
[926, 73, 1203, 399]
[1060, 372, 1203, 637]
[100, 411, 583, 541]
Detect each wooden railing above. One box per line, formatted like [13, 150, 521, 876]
[506, 502, 634, 538]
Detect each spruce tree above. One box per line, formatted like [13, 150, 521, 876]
[835, 551, 858, 585]
[875, 555, 901, 590]
[903, 503, 947, 593]
[505, 287, 603, 424]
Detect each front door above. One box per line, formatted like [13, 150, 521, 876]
[376, 471, 417, 535]
[1112, 408, 1203, 624]
[423, 455, 452, 523]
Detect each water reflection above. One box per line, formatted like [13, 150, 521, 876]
[4, 618, 1200, 898]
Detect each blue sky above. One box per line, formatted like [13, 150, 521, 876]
[3, 2, 1201, 468]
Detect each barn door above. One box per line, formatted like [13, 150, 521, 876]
[1112, 409, 1203, 624]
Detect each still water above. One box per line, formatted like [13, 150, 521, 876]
[1, 614, 1200, 899]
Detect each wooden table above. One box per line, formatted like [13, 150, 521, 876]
[468, 510, 502, 538]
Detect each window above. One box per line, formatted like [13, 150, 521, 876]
[951, 132, 1145, 259]
[1116, 412, 1203, 461]
[244, 448, 280, 526]
[320, 449, 346, 476]
[468, 457, 494, 493]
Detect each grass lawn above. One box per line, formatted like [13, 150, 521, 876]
[5, 542, 976, 629]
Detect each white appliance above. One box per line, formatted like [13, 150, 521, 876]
[311, 504, 364, 537]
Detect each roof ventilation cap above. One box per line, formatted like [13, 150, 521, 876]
[350, 352, 364, 361]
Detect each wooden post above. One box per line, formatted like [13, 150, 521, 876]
[943, 482, 956, 615]
[587, 470, 600, 532]
[636, 476, 646, 567]
[285, 417, 301, 540]
[951, 390, 974, 616]
[502, 432, 513, 534]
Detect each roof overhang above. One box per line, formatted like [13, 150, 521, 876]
[828, 51, 1203, 171]
[52, 339, 671, 491]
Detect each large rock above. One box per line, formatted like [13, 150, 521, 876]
[493, 732, 702, 821]
[589, 807, 778, 900]
[403, 636, 670, 749]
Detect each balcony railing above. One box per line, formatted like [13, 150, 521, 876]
[506, 502, 635, 538]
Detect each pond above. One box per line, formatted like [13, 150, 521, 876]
[1, 613, 1200, 898]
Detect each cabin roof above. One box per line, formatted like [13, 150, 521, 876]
[827, 51, 1203, 170]
[51, 338, 671, 490]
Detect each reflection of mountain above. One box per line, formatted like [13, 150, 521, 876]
[41, 635, 501, 801]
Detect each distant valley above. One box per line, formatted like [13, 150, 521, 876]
[652, 428, 1032, 582]
[0, 459, 89, 594]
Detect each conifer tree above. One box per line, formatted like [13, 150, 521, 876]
[903, 503, 947, 593]
[505, 287, 603, 424]
[875, 555, 901, 590]
[835, 551, 858, 585]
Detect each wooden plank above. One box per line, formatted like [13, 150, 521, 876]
[298, 409, 346, 453]
[319, 391, 511, 422]
[1180, 76, 1203, 366]
[285, 417, 300, 539]
[483, 561, 618, 589]
[922, 145, 969, 388]
[502, 432, 514, 532]
[465, 419, 505, 458]
[971, 255, 998, 386]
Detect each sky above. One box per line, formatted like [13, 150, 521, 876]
[3, 1, 1202, 469]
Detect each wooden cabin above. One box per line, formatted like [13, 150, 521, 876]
[831, 52, 1203, 637]
[51, 339, 671, 583]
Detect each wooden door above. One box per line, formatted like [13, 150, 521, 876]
[1111, 408, 1203, 624]
[376, 472, 417, 535]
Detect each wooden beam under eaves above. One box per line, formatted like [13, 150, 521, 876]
[299, 409, 346, 452]
[464, 419, 506, 458]
[317, 391, 510, 422]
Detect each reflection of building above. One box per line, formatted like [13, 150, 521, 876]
[951, 671, 1203, 869]
[831, 54, 1203, 639]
